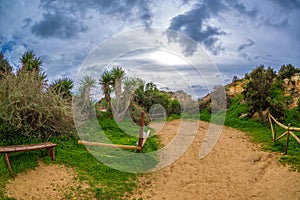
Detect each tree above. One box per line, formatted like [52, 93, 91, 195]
[278, 64, 300, 79]
[18, 50, 46, 81]
[0, 52, 12, 79]
[111, 67, 125, 101]
[232, 75, 239, 82]
[123, 77, 144, 106]
[99, 70, 113, 107]
[243, 65, 276, 122]
[49, 77, 73, 99]
[110, 66, 126, 122]
[20, 50, 42, 72]
[79, 76, 96, 108]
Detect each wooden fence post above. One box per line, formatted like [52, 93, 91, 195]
[285, 123, 291, 155]
[137, 112, 145, 153]
[268, 114, 275, 142]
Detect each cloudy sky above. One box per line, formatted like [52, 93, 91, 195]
[1, 0, 300, 98]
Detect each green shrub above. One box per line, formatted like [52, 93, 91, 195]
[0, 70, 74, 140]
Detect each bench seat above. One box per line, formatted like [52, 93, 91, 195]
[0, 142, 57, 177]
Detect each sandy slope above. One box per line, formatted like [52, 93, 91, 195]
[132, 120, 300, 200]
[5, 120, 300, 200]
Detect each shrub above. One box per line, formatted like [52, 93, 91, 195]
[278, 64, 300, 80]
[0, 70, 74, 139]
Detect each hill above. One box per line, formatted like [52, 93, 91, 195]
[197, 64, 300, 171]
[199, 64, 300, 122]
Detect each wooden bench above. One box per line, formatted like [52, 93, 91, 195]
[0, 142, 57, 177]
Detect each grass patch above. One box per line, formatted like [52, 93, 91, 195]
[0, 114, 159, 199]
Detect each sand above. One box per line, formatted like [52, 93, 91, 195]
[5, 120, 300, 199]
[5, 161, 91, 200]
[132, 120, 300, 200]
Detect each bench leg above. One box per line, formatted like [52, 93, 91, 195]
[4, 153, 14, 178]
[48, 147, 55, 161]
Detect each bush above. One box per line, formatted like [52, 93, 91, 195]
[278, 64, 300, 80]
[0, 70, 74, 139]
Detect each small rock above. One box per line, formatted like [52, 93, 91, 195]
[239, 113, 249, 118]
[246, 154, 262, 163]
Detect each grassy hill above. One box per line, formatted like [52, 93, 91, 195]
[199, 64, 300, 171]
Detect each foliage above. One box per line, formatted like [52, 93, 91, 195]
[0, 70, 74, 140]
[19, 50, 42, 71]
[99, 70, 113, 107]
[129, 102, 151, 125]
[267, 79, 287, 120]
[49, 77, 73, 99]
[79, 76, 96, 108]
[0, 52, 12, 79]
[232, 75, 239, 82]
[17, 50, 46, 81]
[98, 67, 182, 122]
[278, 64, 300, 80]
[243, 65, 276, 122]
[135, 82, 181, 116]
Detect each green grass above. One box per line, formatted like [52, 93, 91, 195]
[200, 94, 300, 171]
[0, 114, 159, 199]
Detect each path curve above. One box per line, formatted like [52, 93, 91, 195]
[132, 120, 300, 200]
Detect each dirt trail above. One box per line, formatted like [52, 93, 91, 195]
[6, 161, 91, 200]
[5, 120, 300, 199]
[133, 120, 300, 200]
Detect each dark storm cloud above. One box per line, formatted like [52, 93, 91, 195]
[238, 39, 255, 51]
[31, 10, 87, 39]
[168, 0, 258, 55]
[31, 0, 153, 39]
[168, 0, 227, 56]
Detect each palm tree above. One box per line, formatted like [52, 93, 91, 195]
[80, 76, 96, 108]
[18, 50, 46, 82]
[111, 66, 125, 122]
[99, 70, 113, 106]
[124, 77, 144, 106]
[20, 50, 42, 72]
[111, 66, 125, 98]
[49, 77, 73, 99]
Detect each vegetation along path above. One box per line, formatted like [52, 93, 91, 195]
[132, 120, 300, 200]
[5, 120, 300, 199]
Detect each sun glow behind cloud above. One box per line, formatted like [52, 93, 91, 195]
[146, 50, 190, 66]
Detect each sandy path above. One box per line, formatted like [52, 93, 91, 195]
[133, 120, 300, 200]
[5, 120, 300, 199]
[6, 161, 91, 200]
